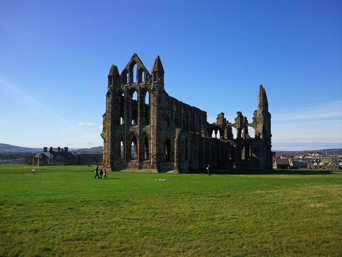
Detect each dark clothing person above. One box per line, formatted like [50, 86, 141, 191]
[206, 164, 211, 176]
[100, 169, 103, 178]
[103, 170, 108, 178]
[94, 165, 100, 179]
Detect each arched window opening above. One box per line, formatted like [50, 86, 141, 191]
[211, 130, 215, 138]
[241, 144, 252, 160]
[242, 127, 249, 139]
[165, 138, 171, 162]
[231, 127, 238, 139]
[120, 139, 124, 159]
[122, 70, 128, 84]
[141, 70, 145, 83]
[128, 62, 136, 84]
[144, 137, 149, 160]
[119, 92, 124, 125]
[130, 64, 137, 84]
[144, 91, 150, 125]
[131, 137, 137, 159]
[248, 127, 255, 138]
[217, 130, 221, 139]
[134, 65, 138, 83]
[131, 91, 138, 125]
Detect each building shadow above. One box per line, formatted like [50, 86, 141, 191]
[212, 169, 337, 175]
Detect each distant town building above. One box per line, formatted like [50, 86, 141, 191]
[273, 159, 292, 170]
[308, 156, 340, 170]
[33, 147, 80, 166]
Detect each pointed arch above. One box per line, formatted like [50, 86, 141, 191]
[248, 126, 255, 138]
[138, 68, 146, 83]
[120, 137, 124, 159]
[130, 135, 137, 160]
[117, 90, 125, 125]
[141, 88, 150, 125]
[121, 69, 129, 84]
[130, 90, 138, 125]
[128, 60, 137, 84]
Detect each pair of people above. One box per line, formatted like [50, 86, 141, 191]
[94, 164, 108, 179]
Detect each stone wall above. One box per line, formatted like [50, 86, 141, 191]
[101, 54, 272, 172]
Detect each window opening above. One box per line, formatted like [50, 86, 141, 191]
[131, 137, 137, 159]
[131, 91, 138, 125]
[120, 139, 124, 159]
[144, 91, 150, 125]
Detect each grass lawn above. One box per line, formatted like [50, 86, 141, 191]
[0, 165, 341, 256]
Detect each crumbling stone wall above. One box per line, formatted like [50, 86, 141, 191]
[101, 54, 272, 172]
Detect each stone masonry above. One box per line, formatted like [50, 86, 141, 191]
[101, 54, 272, 172]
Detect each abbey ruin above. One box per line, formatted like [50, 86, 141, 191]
[101, 54, 272, 172]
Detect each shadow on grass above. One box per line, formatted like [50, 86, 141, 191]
[94, 177, 119, 180]
[189, 169, 340, 175]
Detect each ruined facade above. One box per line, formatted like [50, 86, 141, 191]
[101, 54, 272, 172]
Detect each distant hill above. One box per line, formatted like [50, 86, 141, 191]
[275, 148, 342, 155]
[74, 146, 103, 154]
[0, 143, 40, 153]
[0, 144, 103, 154]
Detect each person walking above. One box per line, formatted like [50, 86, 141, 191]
[94, 164, 100, 179]
[99, 169, 103, 179]
[206, 164, 211, 176]
[103, 169, 108, 178]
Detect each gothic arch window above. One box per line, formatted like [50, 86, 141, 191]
[118, 91, 125, 125]
[128, 61, 137, 84]
[231, 127, 238, 139]
[217, 130, 221, 139]
[241, 144, 252, 160]
[121, 70, 128, 84]
[120, 138, 124, 159]
[138, 68, 145, 83]
[248, 126, 255, 138]
[131, 91, 138, 125]
[144, 90, 150, 125]
[165, 138, 171, 162]
[131, 136, 137, 159]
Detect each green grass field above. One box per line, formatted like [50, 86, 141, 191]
[1, 165, 341, 256]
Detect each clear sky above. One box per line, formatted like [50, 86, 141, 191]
[0, 0, 341, 151]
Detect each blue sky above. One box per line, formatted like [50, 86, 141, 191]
[0, 0, 341, 151]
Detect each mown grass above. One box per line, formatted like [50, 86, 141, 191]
[0, 165, 341, 256]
